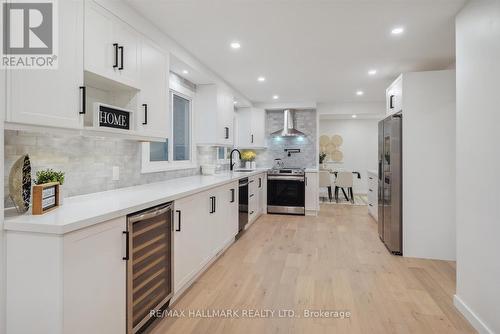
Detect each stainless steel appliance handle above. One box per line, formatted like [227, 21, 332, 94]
[267, 176, 305, 181]
[128, 204, 173, 223]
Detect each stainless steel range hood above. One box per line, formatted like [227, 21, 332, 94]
[271, 109, 307, 137]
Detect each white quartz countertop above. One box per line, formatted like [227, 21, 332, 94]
[4, 170, 267, 235]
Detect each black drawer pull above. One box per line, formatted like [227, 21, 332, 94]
[175, 210, 181, 231]
[142, 104, 148, 125]
[122, 231, 129, 260]
[369, 189, 373, 192]
[249, 194, 254, 198]
[113, 43, 119, 68]
[369, 204, 373, 207]
[230, 189, 235, 203]
[79, 86, 86, 115]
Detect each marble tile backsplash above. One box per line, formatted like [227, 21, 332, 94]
[254, 109, 318, 169]
[4, 130, 200, 208]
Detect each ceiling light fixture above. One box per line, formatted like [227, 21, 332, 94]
[368, 69, 377, 75]
[391, 27, 404, 35]
[272, 95, 279, 100]
[230, 41, 241, 49]
[352, 114, 357, 118]
[356, 90, 364, 96]
[233, 101, 238, 105]
[257, 76, 266, 82]
[182, 69, 189, 74]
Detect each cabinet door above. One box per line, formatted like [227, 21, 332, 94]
[386, 76, 402, 115]
[173, 193, 205, 292]
[216, 88, 234, 145]
[137, 38, 168, 138]
[258, 174, 266, 214]
[236, 108, 252, 147]
[63, 217, 126, 334]
[7, 0, 84, 129]
[251, 108, 266, 147]
[305, 172, 319, 212]
[84, 1, 116, 81]
[113, 20, 140, 88]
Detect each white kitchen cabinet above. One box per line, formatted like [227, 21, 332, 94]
[136, 37, 169, 138]
[173, 190, 207, 293]
[367, 170, 378, 221]
[6, 217, 126, 334]
[305, 172, 319, 214]
[195, 84, 235, 146]
[6, 0, 84, 129]
[173, 181, 238, 295]
[84, 1, 140, 89]
[236, 107, 266, 148]
[63, 217, 126, 334]
[386, 75, 402, 115]
[248, 173, 266, 222]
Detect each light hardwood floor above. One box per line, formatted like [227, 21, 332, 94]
[149, 204, 475, 334]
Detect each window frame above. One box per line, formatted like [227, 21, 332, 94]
[141, 84, 196, 173]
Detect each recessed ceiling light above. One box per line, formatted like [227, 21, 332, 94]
[230, 41, 241, 49]
[352, 114, 357, 118]
[182, 69, 189, 74]
[356, 90, 364, 96]
[368, 69, 377, 75]
[391, 27, 404, 35]
[272, 95, 279, 100]
[257, 76, 266, 82]
[233, 101, 238, 105]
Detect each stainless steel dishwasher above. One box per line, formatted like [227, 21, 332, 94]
[125, 202, 173, 333]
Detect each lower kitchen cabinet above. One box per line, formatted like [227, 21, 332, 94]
[305, 171, 319, 214]
[248, 173, 266, 223]
[6, 217, 126, 334]
[367, 170, 378, 221]
[173, 181, 239, 295]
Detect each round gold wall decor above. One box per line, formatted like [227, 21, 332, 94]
[331, 135, 343, 146]
[331, 150, 344, 162]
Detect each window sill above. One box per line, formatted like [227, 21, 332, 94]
[141, 162, 199, 174]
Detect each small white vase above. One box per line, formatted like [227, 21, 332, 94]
[251, 161, 256, 169]
[245, 161, 251, 169]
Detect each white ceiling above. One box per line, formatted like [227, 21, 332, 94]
[127, 0, 465, 104]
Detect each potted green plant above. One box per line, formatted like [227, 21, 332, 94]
[35, 169, 66, 204]
[319, 152, 327, 169]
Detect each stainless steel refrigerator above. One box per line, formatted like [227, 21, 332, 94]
[378, 113, 402, 255]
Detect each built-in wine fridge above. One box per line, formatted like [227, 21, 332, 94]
[125, 202, 173, 333]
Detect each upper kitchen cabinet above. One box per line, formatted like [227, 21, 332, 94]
[84, 1, 140, 89]
[136, 38, 169, 138]
[6, 0, 84, 129]
[386, 75, 402, 115]
[236, 107, 266, 149]
[195, 84, 235, 146]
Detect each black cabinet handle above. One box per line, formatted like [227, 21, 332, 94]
[251, 134, 254, 143]
[175, 210, 181, 231]
[258, 178, 261, 188]
[250, 211, 254, 215]
[389, 95, 395, 109]
[369, 189, 373, 192]
[113, 43, 119, 68]
[118, 45, 124, 70]
[122, 231, 129, 260]
[305, 176, 308, 186]
[249, 180, 254, 183]
[369, 204, 373, 207]
[224, 127, 229, 139]
[210, 196, 216, 213]
[79, 86, 86, 115]
[142, 104, 148, 125]
[249, 194, 254, 198]
[230, 189, 235, 203]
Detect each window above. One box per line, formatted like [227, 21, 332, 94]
[142, 88, 195, 173]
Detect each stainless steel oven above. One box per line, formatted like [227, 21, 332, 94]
[267, 168, 305, 215]
[126, 202, 173, 333]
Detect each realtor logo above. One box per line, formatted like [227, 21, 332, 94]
[1, 0, 58, 69]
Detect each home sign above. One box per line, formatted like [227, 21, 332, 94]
[98, 105, 130, 130]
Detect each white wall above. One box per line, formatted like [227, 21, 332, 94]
[318, 101, 385, 117]
[402, 70, 456, 261]
[454, 1, 500, 333]
[319, 119, 378, 194]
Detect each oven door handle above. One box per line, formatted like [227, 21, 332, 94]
[267, 176, 305, 181]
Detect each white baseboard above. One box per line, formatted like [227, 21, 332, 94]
[453, 294, 494, 334]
